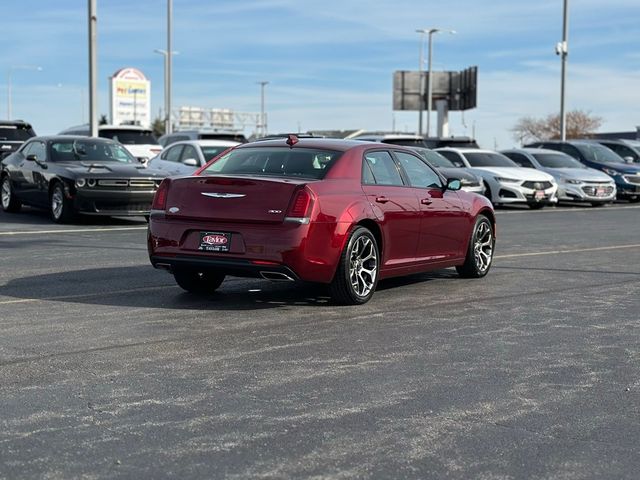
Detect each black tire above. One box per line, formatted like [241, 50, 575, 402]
[590, 202, 606, 207]
[456, 215, 495, 278]
[483, 182, 493, 204]
[329, 226, 379, 305]
[1, 175, 22, 213]
[528, 202, 545, 210]
[50, 182, 75, 223]
[629, 196, 640, 203]
[173, 268, 225, 294]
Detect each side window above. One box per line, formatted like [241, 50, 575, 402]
[21, 142, 35, 155]
[438, 150, 464, 167]
[505, 152, 534, 168]
[559, 144, 580, 160]
[28, 141, 47, 161]
[163, 145, 183, 163]
[362, 151, 404, 186]
[180, 145, 199, 162]
[394, 151, 442, 188]
[608, 144, 637, 161]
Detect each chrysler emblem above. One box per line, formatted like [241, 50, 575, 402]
[169, 207, 180, 213]
[201, 192, 246, 198]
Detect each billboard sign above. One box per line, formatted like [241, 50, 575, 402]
[110, 67, 151, 127]
[393, 66, 477, 111]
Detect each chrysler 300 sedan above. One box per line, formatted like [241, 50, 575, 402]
[148, 136, 496, 305]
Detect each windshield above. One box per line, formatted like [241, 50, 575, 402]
[464, 152, 518, 167]
[0, 126, 35, 141]
[575, 143, 624, 164]
[532, 152, 585, 169]
[201, 146, 232, 161]
[412, 148, 456, 167]
[99, 129, 159, 145]
[50, 139, 136, 163]
[202, 147, 342, 179]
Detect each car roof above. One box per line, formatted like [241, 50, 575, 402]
[0, 120, 33, 127]
[60, 124, 153, 132]
[234, 137, 383, 152]
[28, 135, 119, 143]
[436, 147, 496, 153]
[502, 147, 568, 155]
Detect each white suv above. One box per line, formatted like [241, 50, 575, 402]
[436, 148, 558, 209]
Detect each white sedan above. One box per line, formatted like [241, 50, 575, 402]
[147, 139, 239, 176]
[436, 148, 558, 209]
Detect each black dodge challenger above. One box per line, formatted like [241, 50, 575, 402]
[1, 136, 167, 223]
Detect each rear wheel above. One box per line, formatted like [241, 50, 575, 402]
[50, 182, 75, 223]
[173, 268, 225, 294]
[456, 215, 495, 278]
[329, 226, 379, 305]
[1, 175, 21, 212]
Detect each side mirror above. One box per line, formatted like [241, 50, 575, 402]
[623, 156, 634, 164]
[446, 178, 462, 191]
[26, 154, 38, 162]
[182, 158, 198, 167]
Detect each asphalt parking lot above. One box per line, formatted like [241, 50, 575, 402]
[1, 204, 640, 479]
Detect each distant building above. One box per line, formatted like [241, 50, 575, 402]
[590, 127, 640, 140]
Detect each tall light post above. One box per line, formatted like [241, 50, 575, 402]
[166, 0, 173, 134]
[154, 49, 179, 134]
[88, 0, 98, 137]
[257, 81, 269, 137]
[422, 28, 456, 138]
[557, 0, 569, 141]
[416, 30, 425, 136]
[7, 65, 42, 119]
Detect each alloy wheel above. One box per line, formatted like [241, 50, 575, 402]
[348, 235, 378, 297]
[1, 178, 10, 209]
[51, 187, 64, 220]
[473, 221, 493, 272]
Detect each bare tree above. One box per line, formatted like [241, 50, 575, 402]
[512, 110, 603, 144]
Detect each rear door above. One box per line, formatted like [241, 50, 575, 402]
[361, 150, 420, 268]
[393, 150, 468, 261]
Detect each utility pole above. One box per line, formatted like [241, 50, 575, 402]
[88, 0, 98, 137]
[258, 81, 268, 137]
[166, 0, 173, 134]
[558, 0, 569, 141]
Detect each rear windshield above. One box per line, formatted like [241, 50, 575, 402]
[464, 152, 518, 167]
[412, 147, 456, 167]
[201, 147, 342, 179]
[99, 129, 159, 145]
[532, 153, 585, 169]
[0, 125, 36, 141]
[49, 139, 136, 163]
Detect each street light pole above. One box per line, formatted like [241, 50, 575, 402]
[154, 49, 179, 134]
[424, 28, 456, 138]
[416, 30, 425, 136]
[257, 81, 268, 137]
[166, 0, 173, 134]
[7, 65, 42, 119]
[559, 0, 569, 141]
[88, 0, 98, 137]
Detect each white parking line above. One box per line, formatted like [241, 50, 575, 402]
[496, 205, 640, 215]
[0, 285, 171, 306]
[0, 226, 147, 236]
[495, 243, 640, 259]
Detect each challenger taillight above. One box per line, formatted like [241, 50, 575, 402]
[285, 187, 314, 224]
[152, 178, 171, 210]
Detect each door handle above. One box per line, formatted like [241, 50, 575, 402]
[421, 198, 432, 205]
[375, 196, 389, 204]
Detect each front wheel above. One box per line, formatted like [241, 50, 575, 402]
[173, 268, 225, 294]
[1, 175, 22, 212]
[329, 226, 379, 305]
[50, 182, 75, 223]
[456, 215, 495, 278]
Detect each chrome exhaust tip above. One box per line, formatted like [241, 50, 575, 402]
[260, 271, 295, 282]
[154, 262, 172, 271]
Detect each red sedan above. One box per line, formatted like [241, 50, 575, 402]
[148, 135, 496, 304]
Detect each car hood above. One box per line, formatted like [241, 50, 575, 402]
[468, 166, 554, 181]
[437, 167, 480, 183]
[58, 161, 166, 177]
[542, 167, 614, 182]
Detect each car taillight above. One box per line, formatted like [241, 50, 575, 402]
[151, 178, 171, 210]
[285, 188, 313, 224]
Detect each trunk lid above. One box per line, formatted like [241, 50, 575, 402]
[165, 175, 311, 223]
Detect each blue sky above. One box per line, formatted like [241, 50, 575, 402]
[2, 0, 639, 148]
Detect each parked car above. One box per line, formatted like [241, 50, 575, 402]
[525, 140, 640, 202]
[148, 139, 239, 176]
[148, 135, 496, 305]
[59, 124, 162, 164]
[1, 136, 166, 223]
[0, 120, 36, 160]
[501, 148, 616, 206]
[589, 139, 640, 164]
[347, 132, 479, 149]
[435, 148, 558, 209]
[158, 130, 247, 147]
[409, 146, 485, 195]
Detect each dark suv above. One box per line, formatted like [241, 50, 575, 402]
[0, 120, 36, 159]
[525, 140, 640, 201]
